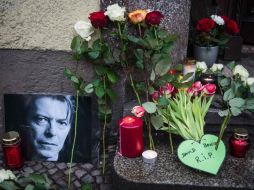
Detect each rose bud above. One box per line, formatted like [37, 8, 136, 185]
[89, 11, 108, 29]
[168, 69, 177, 75]
[191, 81, 204, 92]
[187, 87, 198, 96]
[145, 11, 164, 25]
[152, 91, 159, 102]
[203, 84, 216, 95]
[128, 10, 147, 24]
[160, 86, 165, 96]
[131, 106, 145, 118]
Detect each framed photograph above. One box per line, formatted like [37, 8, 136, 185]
[4, 94, 100, 164]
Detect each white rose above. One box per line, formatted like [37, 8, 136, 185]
[210, 63, 224, 72]
[0, 169, 16, 183]
[233, 65, 249, 79]
[74, 21, 94, 41]
[105, 4, 126, 22]
[211, 15, 224, 25]
[196, 61, 207, 73]
[247, 77, 254, 86]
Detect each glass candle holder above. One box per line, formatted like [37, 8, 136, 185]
[183, 58, 196, 81]
[229, 128, 250, 158]
[1, 131, 23, 169]
[200, 73, 215, 84]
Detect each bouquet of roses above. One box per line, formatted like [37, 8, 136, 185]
[195, 14, 239, 46]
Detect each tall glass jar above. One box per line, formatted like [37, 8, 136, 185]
[1, 131, 23, 169]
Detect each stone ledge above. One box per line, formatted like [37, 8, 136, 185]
[113, 135, 254, 190]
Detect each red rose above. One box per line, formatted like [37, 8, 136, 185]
[196, 18, 215, 32]
[145, 11, 164, 25]
[89, 11, 108, 29]
[220, 15, 229, 23]
[226, 19, 239, 35]
[152, 91, 159, 102]
[203, 84, 216, 95]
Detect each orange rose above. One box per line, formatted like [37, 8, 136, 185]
[128, 10, 147, 24]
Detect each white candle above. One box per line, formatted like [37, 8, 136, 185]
[142, 150, 158, 164]
[183, 64, 196, 81]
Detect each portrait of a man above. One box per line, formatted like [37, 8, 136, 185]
[4, 94, 100, 163]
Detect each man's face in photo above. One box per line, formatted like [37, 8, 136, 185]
[26, 97, 71, 161]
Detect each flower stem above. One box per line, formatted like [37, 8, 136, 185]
[215, 112, 231, 150]
[68, 90, 79, 189]
[147, 120, 155, 150]
[129, 74, 142, 106]
[102, 76, 107, 175]
[169, 131, 174, 154]
[153, 26, 159, 46]
[138, 24, 142, 37]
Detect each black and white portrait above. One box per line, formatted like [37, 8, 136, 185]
[4, 94, 100, 164]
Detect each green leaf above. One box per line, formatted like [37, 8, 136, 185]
[250, 83, 254, 93]
[127, 35, 140, 44]
[223, 89, 235, 101]
[151, 115, 164, 130]
[106, 89, 117, 102]
[88, 51, 100, 60]
[24, 184, 35, 190]
[107, 70, 118, 84]
[142, 102, 157, 113]
[28, 174, 46, 184]
[245, 98, 254, 110]
[150, 69, 155, 81]
[219, 78, 230, 87]
[94, 65, 107, 76]
[92, 39, 101, 51]
[84, 83, 94, 94]
[71, 36, 81, 53]
[157, 96, 169, 106]
[172, 64, 183, 72]
[230, 107, 242, 116]
[95, 85, 105, 98]
[161, 42, 173, 54]
[181, 72, 194, 82]
[134, 49, 144, 69]
[229, 98, 245, 108]
[157, 29, 168, 39]
[136, 82, 146, 92]
[99, 105, 112, 115]
[64, 68, 72, 77]
[0, 181, 20, 190]
[71, 76, 79, 84]
[227, 61, 236, 71]
[82, 183, 92, 190]
[154, 55, 171, 76]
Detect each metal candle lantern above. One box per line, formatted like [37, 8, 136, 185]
[229, 128, 250, 158]
[1, 131, 23, 169]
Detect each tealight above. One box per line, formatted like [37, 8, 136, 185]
[142, 150, 158, 164]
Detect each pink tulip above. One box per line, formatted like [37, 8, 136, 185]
[192, 81, 204, 92]
[131, 106, 145, 118]
[203, 84, 216, 95]
[152, 91, 159, 101]
[187, 87, 198, 96]
[160, 83, 174, 97]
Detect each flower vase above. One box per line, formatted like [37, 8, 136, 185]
[193, 44, 219, 67]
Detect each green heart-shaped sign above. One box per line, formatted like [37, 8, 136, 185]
[177, 134, 226, 175]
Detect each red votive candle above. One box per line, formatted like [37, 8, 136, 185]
[229, 128, 250, 158]
[119, 116, 144, 158]
[1, 131, 23, 170]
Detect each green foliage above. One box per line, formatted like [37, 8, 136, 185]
[152, 91, 214, 141]
[142, 102, 157, 113]
[0, 173, 53, 190]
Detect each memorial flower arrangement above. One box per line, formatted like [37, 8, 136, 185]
[209, 61, 254, 149]
[195, 15, 239, 46]
[65, 3, 178, 181]
[143, 81, 216, 152]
